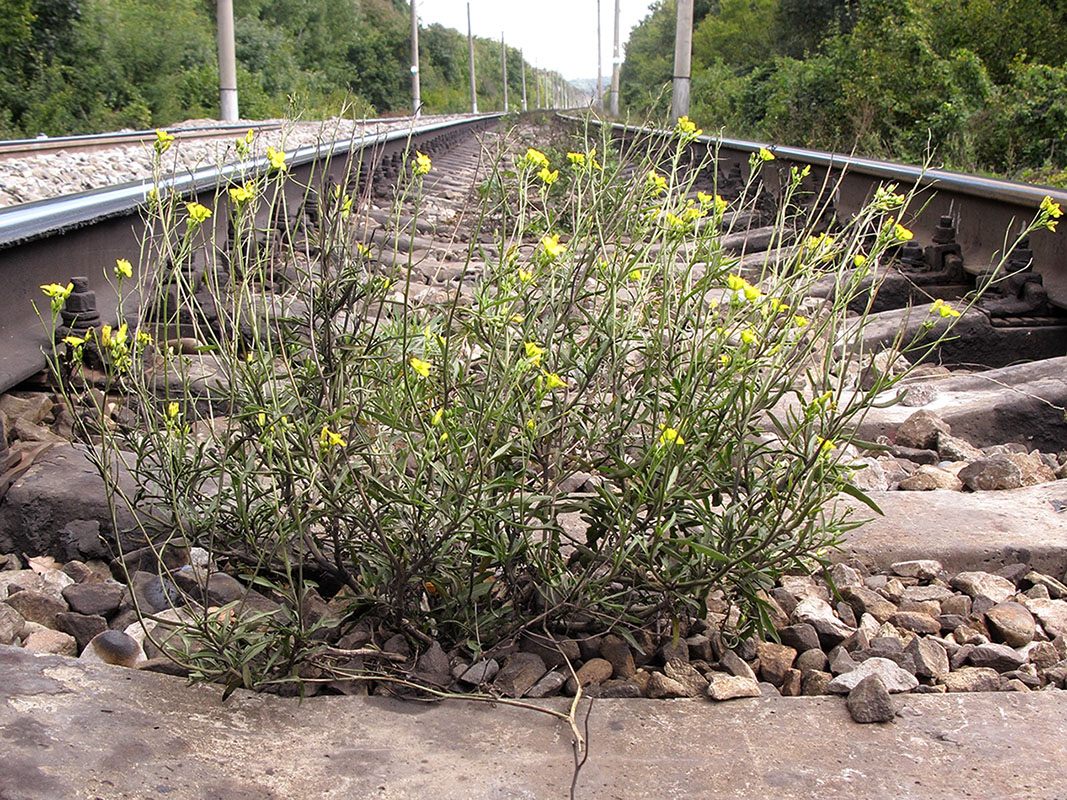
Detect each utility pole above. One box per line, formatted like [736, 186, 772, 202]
[216, 0, 239, 121]
[501, 34, 508, 111]
[520, 49, 528, 111]
[467, 2, 477, 113]
[596, 0, 603, 112]
[411, 0, 421, 116]
[671, 0, 693, 121]
[610, 0, 621, 116]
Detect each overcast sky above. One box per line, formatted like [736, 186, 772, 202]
[415, 1, 659, 82]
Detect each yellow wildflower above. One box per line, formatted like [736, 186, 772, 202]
[645, 170, 667, 195]
[854, 253, 868, 268]
[793, 314, 809, 328]
[743, 283, 763, 302]
[523, 148, 550, 169]
[567, 151, 586, 166]
[930, 299, 961, 318]
[540, 234, 567, 259]
[537, 166, 559, 185]
[319, 425, 346, 449]
[542, 371, 567, 390]
[518, 268, 534, 284]
[740, 329, 758, 346]
[758, 147, 775, 162]
[1040, 196, 1063, 232]
[186, 202, 212, 225]
[114, 258, 133, 279]
[675, 115, 702, 138]
[816, 436, 835, 455]
[629, 269, 643, 281]
[228, 183, 254, 205]
[409, 356, 432, 378]
[893, 223, 913, 241]
[657, 425, 685, 447]
[524, 341, 545, 366]
[62, 334, 86, 348]
[873, 184, 906, 211]
[154, 129, 175, 155]
[726, 274, 748, 292]
[167, 402, 180, 419]
[267, 146, 287, 171]
[412, 150, 432, 176]
[40, 281, 73, 314]
[431, 408, 444, 426]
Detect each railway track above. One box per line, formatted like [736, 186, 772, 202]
[2, 111, 1067, 762]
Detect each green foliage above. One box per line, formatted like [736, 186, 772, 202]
[0, 0, 562, 136]
[41, 116, 1044, 690]
[622, 0, 1067, 179]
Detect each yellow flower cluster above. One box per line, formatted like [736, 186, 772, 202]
[657, 424, 685, 447]
[319, 425, 346, 449]
[930, 298, 961, 318]
[40, 282, 73, 314]
[154, 129, 175, 155]
[229, 183, 254, 205]
[645, 170, 667, 196]
[873, 184, 906, 211]
[412, 150, 432, 176]
[675, 115, 703, 139]
[537, 166, 559, 185]
[267, 146, 287, 172]
[186, 202, 212, 225]
[697, 192, 728, 214]
[523, 148, 550, 169]
[540, 234, 567, 259]
[409, 356, 432, 378]
[1040, 196, 1063, 232]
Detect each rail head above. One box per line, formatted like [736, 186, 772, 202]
[0, 114, 504, 251]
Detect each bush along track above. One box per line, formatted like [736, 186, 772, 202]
[29, 116, 1066, 723]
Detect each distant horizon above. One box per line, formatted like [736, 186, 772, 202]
[414, 0, 657, 83]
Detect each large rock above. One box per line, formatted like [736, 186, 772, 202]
[756, 642, 797, 687]
[22, 627, 77, 656]
[942, 666, 1002, 692]
[937, 434, 983, 463]
[959, 457, 1023, 491]
[1021, 598, 1067, 638]
[847, 675, 895, 724]
[827, 657, 919, 694]
[968, 643, 1025, 673]
[4, 589, 67, 629]
[0, 568, 74, 603]
[905, 636, 949, 680]
[840, 586, 897, 624]
[493, 653, 547, 698]
[985, 602, 1036, 647]
[599, 634, 636, 679]
[951, 572, 1017, 604]
[61, 582, 123, 617]
[53, 612, 108, 652]
[0, 444, 141, 559]
[565, 658, 613, 695]
[792, 597, 855, 648]
[663, 660, 709, 697]
[892, 560, 943, 581]
[0, 603, 26, 644]
[897, 465, 963, 492]
[895, 410, 950, 450]
[707, 673, 761, 701]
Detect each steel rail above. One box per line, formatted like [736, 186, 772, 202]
[0, 113, 503, 391]
[568, 115, 1067, 308]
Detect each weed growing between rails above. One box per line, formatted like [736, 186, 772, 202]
[37, 117, 1064, 703]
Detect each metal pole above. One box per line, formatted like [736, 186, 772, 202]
[520, 49, 528, 111]
[466, 3, 478, 114]
[596, 0, 603, 112]
[501, 34, 508, 111]
[671, 0, 693, 121]
[610, 0, 621, 116]
[216, 0, 239, 121]
[411, 0, 421, 116]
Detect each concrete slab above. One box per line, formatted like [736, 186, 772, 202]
[856, 355, 1067, 452]
[1, 645, 1065, 799]
[838, 480, 1067, 576]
